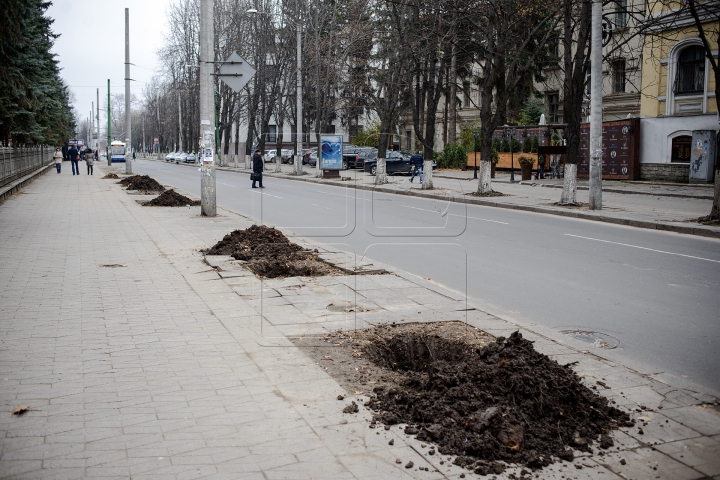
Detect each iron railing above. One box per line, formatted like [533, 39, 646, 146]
[0, 146, 53, 190]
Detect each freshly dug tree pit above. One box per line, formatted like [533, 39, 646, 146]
[119, 175, 165, 191]
[204, 224, 342, 279]
[101, 173, 119, 179]
[293, 322, 633, 475]
[143, 189, 200, 207]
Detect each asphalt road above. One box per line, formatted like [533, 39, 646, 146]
[133, 159, 720, 396]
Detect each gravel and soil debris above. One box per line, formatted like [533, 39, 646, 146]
[204, 224, 342, 279]
[292, 322, 633, 475]
[143, 189, 200, 207]
[118, 175, 165, 191]
[101, 173, 119, 179]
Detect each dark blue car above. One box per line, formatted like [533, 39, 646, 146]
[363, 151, 413, 176]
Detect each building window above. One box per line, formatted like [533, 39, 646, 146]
[613, 60, 626, 93]
[676, 46, 705, 94]
[267, 125, 277, 143]
[671, 136, 692, 163]
[547, 93, 559, 123]
[463, 83, 470, 109]
[615, 0, 627, 29]
[585, 71, 591, 94]
[406, 130, 412, 150]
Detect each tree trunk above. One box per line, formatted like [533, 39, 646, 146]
[561, 163, 577, 204]
[480, 159, 492, 192]
[448, 42, 458, 145]
[422, 159, 433, 189]
[711, 132, 720, 220]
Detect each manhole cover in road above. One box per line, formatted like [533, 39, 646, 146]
[560, 330, 620, 349]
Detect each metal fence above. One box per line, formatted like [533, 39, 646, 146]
[0, 146, 53, 190]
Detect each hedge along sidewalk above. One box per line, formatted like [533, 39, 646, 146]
[199, 160, 720, 239]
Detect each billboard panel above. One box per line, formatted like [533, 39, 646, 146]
[320, 135, 343, 170]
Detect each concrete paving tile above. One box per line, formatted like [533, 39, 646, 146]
[590, 447, 706, 480]
[661, 405, 720, 437]
[655, 436, 720, 476]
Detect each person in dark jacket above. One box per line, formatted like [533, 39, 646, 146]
[252, 149, 264, 188]
[409, 150, 423, 183]
[67, 145, 80, 175]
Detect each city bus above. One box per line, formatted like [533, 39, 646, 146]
[110, 141, 126, 162]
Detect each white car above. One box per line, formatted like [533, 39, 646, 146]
[263, 150, 277, 163]
[175, 153, 188, 163]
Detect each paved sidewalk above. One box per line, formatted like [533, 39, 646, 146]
[1, 163, 719, 479]
[168, 157, 719, 238]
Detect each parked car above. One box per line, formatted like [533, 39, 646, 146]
[364, 151, 437, 175]
[263, 149, 276, 163]
[363, 150, 410, 176]
[165, 152, 176, 162]
[280, 149, 294, 163]
[302, 148, 316, 165]
[342, 145, 365, 169]
[174, 152, 188, 164]
[184, 152, 196, 164]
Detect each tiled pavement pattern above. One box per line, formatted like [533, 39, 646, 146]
[0, 164, 719, 479]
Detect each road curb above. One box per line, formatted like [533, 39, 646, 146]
[143, 158, 720, 240]
[0, 163, 54, 206]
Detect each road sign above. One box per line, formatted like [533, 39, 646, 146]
[602, 15, 613, 46]
[218, 52, 255, 93]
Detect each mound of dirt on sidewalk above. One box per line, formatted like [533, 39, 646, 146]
[101, 173, 119, 179]
[120, 175, 165, 191]
[118, 175, 141, 186]
[143, 189, 200, 207]
[205, 224, 341, 278]
[300, 323, 634, 475]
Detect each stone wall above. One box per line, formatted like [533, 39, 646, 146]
[639, 163, 689, 183]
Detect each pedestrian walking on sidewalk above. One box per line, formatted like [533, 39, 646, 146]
[85, 148, 94, 175]
[53, 147, 63, 173]
[251, 149, 264, 188]
[409, 150, 423, 183]
[68, 145, 80, 175]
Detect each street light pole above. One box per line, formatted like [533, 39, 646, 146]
[200, 0, 216, 216]
[589, 0, 603, 209]
[124, 8, 132, 174]
[472, 131, 480, 180]
[296, 20, 303, 176]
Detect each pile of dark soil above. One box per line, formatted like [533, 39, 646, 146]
[118, 175, 141, 186]
[101, 173, 119, 179]
[295, 323, 633, 475]
[204, 224, 341, 278]
[119, 175, 165, 191]
[469, 190, 506, 197]
[143, 189, 200, 207]
[697, 214, 720, 226]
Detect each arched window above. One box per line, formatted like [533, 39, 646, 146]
[671, 135, 692, 163]
[676, 46, 705, 94]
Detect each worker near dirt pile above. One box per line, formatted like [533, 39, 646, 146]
[251, 149, 264, 188]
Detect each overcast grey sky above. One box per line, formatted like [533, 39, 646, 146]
[48, 0, 172, 125]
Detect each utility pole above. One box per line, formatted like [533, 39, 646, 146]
[589, 0, 603, 209]
[107, 79, 111, 166]
[96, 89, 100, 152]
[295, 18, 303, 176]
[178, 93, 183, 152]
[199, 0, 216, 216]
[124, 8, 132, 174]
[142, 115, 145, 157]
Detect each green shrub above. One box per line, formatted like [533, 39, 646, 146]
[492, 137, 501, 153]
[531, 136, 539, 153]
[491, 146, 499, 164]
[523, 136, 532, 153]
[436, 142, 467, 169]
[511, 138, 521, 152]
[500, 137, 510, 152]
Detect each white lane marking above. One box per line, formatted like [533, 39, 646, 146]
[218, 182, 235, 187]
[564, 234, 720, 264]
[251, 191, 284, 199]
[401, 205, 508, 225]
[310, 203, 332, 210]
